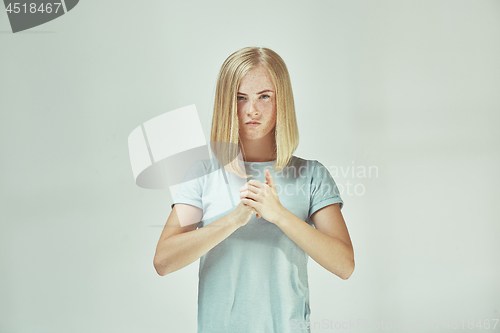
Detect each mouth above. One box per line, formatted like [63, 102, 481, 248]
[245, 121, 261, 125]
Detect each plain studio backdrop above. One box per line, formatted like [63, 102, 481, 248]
[1, 1, 499, 332]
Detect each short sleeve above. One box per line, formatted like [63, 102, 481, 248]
[309, 160, 343, 217]
[170, 160, 205, 210]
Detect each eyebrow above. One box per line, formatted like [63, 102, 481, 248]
[237, 89, 274, 95]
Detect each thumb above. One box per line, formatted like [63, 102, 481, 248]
[265, 169, 275, 187]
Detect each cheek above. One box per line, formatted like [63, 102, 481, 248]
[261, 99, 275, 113]
[237, 107, 245, 120]
[268, 99, 277, 117]
[271, 115, 277, 128]
[265, 112, 277, 129]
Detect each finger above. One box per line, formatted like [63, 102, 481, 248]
[247, 179, 265, 189]
[240, 190, 259, 201]
[240, 184, 259, 194]
[241, 198, 256, 208]
[265, 169, 275, 187]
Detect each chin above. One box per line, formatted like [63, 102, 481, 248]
[244, 132, 267, 140]
[240, 128, 274, 141]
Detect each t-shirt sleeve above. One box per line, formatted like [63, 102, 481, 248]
[170, 160, 205, 211]
[309, 160, 344, 217]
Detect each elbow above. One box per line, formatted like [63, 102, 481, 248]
[340, 259, 355, 280]
[153, 257, 170, 277]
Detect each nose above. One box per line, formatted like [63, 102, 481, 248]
[246, 99, 258, 116]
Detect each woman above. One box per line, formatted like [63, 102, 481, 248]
[153, 47, 354, 333]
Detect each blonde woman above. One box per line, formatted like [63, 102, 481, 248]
[154, 47, 354, 333]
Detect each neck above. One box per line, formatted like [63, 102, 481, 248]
[240, 131, 276, 162]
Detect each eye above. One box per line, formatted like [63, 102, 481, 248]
[237, 96, 246, 100]
[261, 95, 270, 99]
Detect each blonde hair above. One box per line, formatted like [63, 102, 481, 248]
[210, 47, 299, 177]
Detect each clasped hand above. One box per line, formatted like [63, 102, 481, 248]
[239, 169, 285, 224]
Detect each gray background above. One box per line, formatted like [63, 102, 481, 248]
[1, 1, 499, 332]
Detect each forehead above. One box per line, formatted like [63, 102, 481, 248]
[238, 66, 275, 92]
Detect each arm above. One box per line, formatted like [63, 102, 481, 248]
[240, 169, 354, 280]
[275, 203, 354, 280]
[153, 202, 255, 276]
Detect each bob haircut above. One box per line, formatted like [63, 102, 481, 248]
[210, 46, 299, 177]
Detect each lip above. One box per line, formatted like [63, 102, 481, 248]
[245, 121, 261, 125]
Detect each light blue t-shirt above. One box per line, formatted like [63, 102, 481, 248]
[171, 155, 343, 333]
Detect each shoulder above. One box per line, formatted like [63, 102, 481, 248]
[286, 155, 322, 175]
[287, 155, 315, 168]
[175, 158, 216, 186]
[290, 157, 337, 189]
[187, 157, 220, 173]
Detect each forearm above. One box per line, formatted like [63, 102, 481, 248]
[154, 213, 241, 276]
[275, 209, 355, 280]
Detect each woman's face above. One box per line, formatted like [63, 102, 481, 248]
[237, 66, 277, 142]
